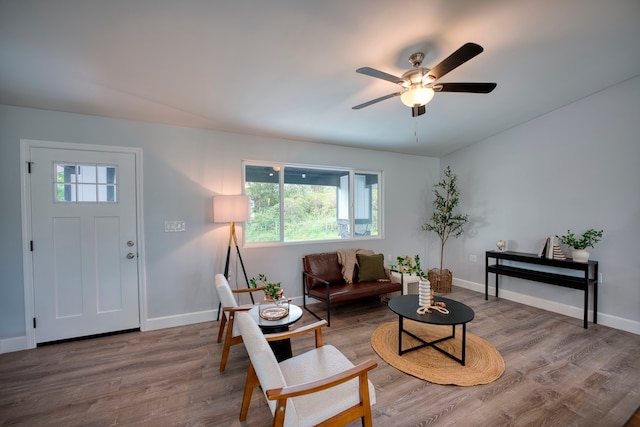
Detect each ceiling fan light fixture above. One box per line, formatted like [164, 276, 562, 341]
[353, 43, 494, 114]
[400, 86, 434, 107]
[422, 74, 436, 85]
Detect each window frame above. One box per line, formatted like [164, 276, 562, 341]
[242, 161, 383, 247]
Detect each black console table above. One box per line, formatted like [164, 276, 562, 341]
[485, 250, 598, 329]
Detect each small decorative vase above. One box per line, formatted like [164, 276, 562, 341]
[571, 249, 589, 263]
[259, 290, 289, 320]
[418, 280, 433, 307]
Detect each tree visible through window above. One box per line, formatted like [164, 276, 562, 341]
[244, 164, 381, 243]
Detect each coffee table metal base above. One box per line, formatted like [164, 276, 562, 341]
[398, 317, 467, 365]
[388, 295, 475, 367]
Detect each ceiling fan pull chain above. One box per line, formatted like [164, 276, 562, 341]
[414, 116, 419, 143]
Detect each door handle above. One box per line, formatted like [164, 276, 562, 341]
[127, 253, 136, 259]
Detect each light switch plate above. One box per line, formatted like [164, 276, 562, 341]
[165, 220, 186, 232]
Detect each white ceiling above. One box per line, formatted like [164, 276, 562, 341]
[1, 0, 639, 157]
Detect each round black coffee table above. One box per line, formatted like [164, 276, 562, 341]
[388, 295, 475, 365]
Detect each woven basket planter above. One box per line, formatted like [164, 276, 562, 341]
[427, 268, 452, 293]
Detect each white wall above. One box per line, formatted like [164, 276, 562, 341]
[441, 75, 640, 333]
[0, 104, 439, 348]
[2, 75, 638, 350]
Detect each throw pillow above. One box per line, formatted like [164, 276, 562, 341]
[356, 253, 387, 282]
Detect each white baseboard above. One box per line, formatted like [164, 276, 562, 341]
[145, 297, 305, 331]
[144, 309, 216, 331]
[0, 336, 29, 354]
[4, 288, 637, 354]
[1, 297, 310, 354]
[453, 277, 640, 335]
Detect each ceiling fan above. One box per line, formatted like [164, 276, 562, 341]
[353, 42, 497, 117]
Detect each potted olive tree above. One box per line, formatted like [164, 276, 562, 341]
[422, 166, 469, 292]
[556, 229, 603, 262]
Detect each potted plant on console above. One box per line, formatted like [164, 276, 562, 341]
[422, 166, 469, 293]
[250, 274, 289, 320]
[556, 229, 603, 263]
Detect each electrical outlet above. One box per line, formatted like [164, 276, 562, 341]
[598, 273, 603, 283]
[164, 220, 186, 232]
[469, 254, 477, 263]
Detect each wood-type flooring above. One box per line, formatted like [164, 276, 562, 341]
[1, 287, 639, 426]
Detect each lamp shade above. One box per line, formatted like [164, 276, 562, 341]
[213, 195, 250, 223]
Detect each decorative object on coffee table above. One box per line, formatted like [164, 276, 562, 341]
[418, 279, 432, 307]
[496, 240, 506, 251]
[416, 277, 449, 315]
[388, 295, 473, 365]
[250, 274, 289, 320]
[422, 166, 468, 293]
[556, 228, 603, 263]
[390, 255, 427, 295]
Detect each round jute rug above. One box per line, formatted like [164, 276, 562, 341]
[371, 321, 505, 386]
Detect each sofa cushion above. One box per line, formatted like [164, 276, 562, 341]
[356, 253, 387, 282]
[306, 281, 401, 303]
[337, 248, 374, 283]
[303, 252, 344, 290]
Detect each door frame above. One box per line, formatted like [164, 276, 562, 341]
[20, 139, 147, 349]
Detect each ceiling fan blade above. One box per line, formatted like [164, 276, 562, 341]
[356, 67, 405, 85]
[428, 43, 484, 81]
[411, 105, 426, 117]
[352, 92, 402, 110]
[434, 82, 497, 93]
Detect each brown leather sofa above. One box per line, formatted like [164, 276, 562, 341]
[302, 251, 402, 326]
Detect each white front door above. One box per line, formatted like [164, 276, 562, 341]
[29, 146, 140, 343]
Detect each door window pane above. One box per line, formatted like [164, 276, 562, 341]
[77, 165, 97, 183]
[55, 163, 118, 203]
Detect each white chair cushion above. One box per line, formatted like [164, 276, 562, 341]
[215, 274, 243, 337]
[278, 345, 376, 426]
[236, 312, 286, 414]
[215, 274, 238, 308]
[237, 312, 376, 427]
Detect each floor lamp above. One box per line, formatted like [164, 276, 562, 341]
[214, 195, 252, 321]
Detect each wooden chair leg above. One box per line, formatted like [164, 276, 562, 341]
[362, 404, 373, 427]
[219, 314, 235, 371]
[217, 313, 227, 343]
[360, 373, 373, 427]
[272, 398, 287, 426]
[219, 344, 230, 371]
[239, 362, 260, 421]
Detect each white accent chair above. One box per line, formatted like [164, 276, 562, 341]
[215, 273, 265, 371]
[236, 311, 377, 427]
